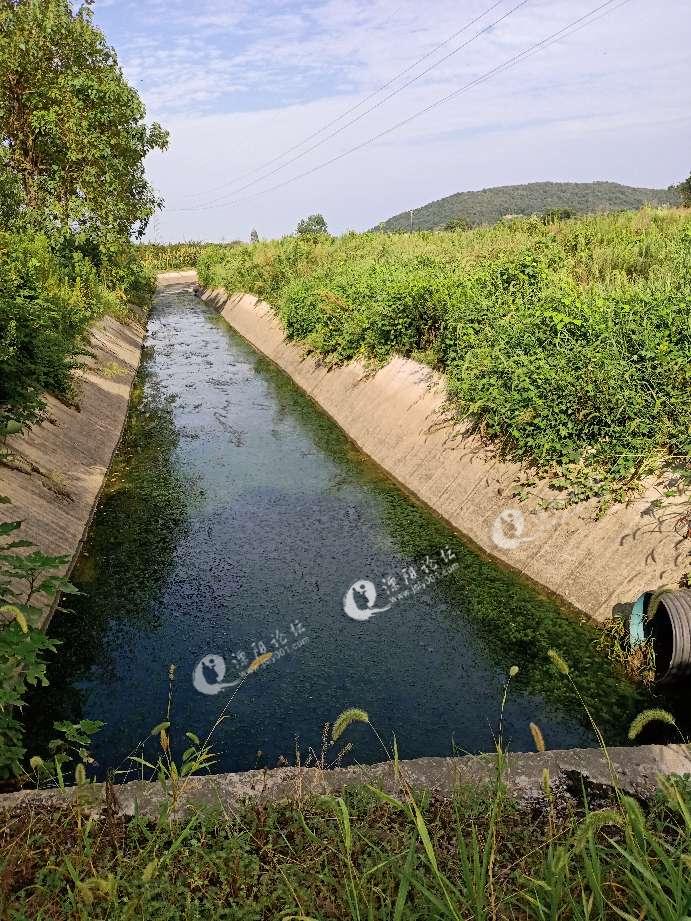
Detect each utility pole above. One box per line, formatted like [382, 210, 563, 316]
[409, 209, 413, 232]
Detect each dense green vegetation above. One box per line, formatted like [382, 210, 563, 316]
[0, 0, 166, 432]
[677, 171, 691, 208]
[0, 231, 153, 430]
[198, 208, 691, 501]
[0, 0, 165, 781]
[376, 181, 681, 232]
[2, 744, 689, 919]
[138, 241, 242, 272]
[0, 0, 166, 245]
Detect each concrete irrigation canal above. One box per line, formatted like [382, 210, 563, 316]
[25, 275, 684, 778]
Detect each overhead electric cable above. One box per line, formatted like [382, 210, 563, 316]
[181, 0, 512, 200]
[181, 0, 531, 207]
[170, 0, 630, 215]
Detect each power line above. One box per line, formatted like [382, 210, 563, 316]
[179, 0, 531, 208]
[180, 0, 511, 200]
[170, 0, 631, 216]
[173, 0, 625, 215]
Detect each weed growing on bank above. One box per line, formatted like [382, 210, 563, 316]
[0, 232, 155, 433]
[2, 680, 689, 920]
[198, 208, 691, 502]
[2, 776, 690, 920]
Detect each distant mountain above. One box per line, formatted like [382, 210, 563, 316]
[374, 181, 681, 232]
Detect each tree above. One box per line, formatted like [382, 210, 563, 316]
[541, 208, 574, 224]
[678, 172, 691, 207]
[444, 216, 470, 231]
[296, 213, 328, 237]
[0, 0, 168, 248]
[250, 228, 259, 243]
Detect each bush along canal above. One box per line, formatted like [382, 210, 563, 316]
[25, 279, 679, 780]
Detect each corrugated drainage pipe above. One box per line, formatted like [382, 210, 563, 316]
[647, 589, 691, 685]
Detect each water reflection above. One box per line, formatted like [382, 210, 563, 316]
[27, 286, 659, 778]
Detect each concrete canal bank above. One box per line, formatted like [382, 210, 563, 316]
[0, 312, 146, 629]
[2, 271, 687, 798]
[3, 743, 690, 817]
[199, 281, 689, 624]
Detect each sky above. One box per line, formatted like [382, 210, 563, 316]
[92, 0, 691, 242]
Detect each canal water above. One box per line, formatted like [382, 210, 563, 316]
[27, 279, 652, 778]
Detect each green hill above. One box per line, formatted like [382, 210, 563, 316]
[375, 181, 680, 231]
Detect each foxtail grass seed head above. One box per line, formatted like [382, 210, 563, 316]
[628, 708, 677, 741]
[75, 763, 86, 786]
[529, 722, 545, 752]
[332, 708, 369, 741]
[574, 808, 625, 851]
[547, 648, 570, 675]
[142, 859, 158, 883]
[542, 767, 551, 796]
[248, 651, 273, 672]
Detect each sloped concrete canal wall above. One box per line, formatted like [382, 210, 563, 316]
[199, 283, 689, 624]
[0, 312, 146, 629]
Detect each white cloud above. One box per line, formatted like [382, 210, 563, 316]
[94, 0, 691, 241]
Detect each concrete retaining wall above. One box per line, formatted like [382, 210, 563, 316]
[3, 743, 690, 816]
[200, 286, 689, 624]
[0, 312, 146, 628]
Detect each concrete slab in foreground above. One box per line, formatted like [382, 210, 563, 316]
[198, 283, 690, 624]
[3, 744, 689, 817]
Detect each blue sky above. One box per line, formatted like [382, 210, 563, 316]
[92, 0, 691, 242]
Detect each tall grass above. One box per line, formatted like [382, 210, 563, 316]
[5, 659, 690, 917]
[198, 209, 691, 501]
[137, 241, 241, 272]
[3, 717, 689, 919]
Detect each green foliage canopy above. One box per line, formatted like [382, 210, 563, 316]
[0, 0, 161, 431]
[0, 0, 168, 247]
[678, 171, 691, 207]
[444, 216, 471, 231]
[296, 213, 329, 237]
